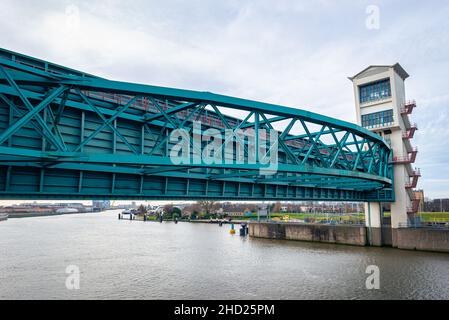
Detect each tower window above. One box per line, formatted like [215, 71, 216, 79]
[361, 109, 394, 128]
[359, 78, 392, 104]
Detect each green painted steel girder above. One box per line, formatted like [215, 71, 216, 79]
[0, 47, 394, 201]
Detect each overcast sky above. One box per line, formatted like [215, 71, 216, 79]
[0, 0, 448, 200]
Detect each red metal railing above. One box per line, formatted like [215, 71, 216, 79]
[400, 100, 417, 115]
[80, 90, 240, 129]
[402, 124, 418, 139]
[407, 198, 421, 214]
[392, 147, 418, 164]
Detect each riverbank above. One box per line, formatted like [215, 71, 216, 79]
[129, 215, 247, 224]
[180, 219, 246, 224]
[249, 221, 449, 253]
[6, 211, 98, 219]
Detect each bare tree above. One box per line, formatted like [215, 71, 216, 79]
[163, 204, 174, 215]
[137, 204, 147, 215]
[272, 201, 282, 213]
[197, 200, 219, 215]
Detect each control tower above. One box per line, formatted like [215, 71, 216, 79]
[349, 64, 420, 238]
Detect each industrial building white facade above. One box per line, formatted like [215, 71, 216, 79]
[350, 64, 420, 230]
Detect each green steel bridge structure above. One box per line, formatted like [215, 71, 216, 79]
[0, 48, 394, 201]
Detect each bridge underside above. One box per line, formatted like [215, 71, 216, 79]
[0, 48, 394, 201]
[0, 166, 380, 201]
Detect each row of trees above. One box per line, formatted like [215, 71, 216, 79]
[182, 201, 219, 219]
[139, 201, 365, 220]
[142, 201, 220, 220]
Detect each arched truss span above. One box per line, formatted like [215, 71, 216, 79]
[0, 48, 394, 201]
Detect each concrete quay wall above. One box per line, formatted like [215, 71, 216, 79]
[249, 222, 367, 246]
[393, 228, 449, 253]
[249, 222, 449, 253]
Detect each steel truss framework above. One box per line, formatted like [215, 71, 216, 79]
[0, 48, 394, 201]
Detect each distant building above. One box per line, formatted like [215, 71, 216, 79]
[424, 198, 449, 212]
[257, 204, 268, 217]
[413, 190, 425, 213]
[92, 200, 111, 211]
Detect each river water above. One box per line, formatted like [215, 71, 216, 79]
[0, 210, 448, 300]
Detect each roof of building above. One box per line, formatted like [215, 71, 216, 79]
[348, 63, 409, 81]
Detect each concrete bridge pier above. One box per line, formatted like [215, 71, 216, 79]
[365, 202, 383, 246]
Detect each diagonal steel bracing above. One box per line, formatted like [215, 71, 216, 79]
[0, 48, 394, 201]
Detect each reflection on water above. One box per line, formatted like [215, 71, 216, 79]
[0, 210, 448, 300]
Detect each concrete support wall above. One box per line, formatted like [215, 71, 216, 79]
[249, 222, 367, 246]
[249, 222, 449, 253]
[381, 226, 393, 246]
[365, 202, 382, 228]
[364, 203, 383, 246]
[390, 132, 411, 228]
[394, 228, 449, 253]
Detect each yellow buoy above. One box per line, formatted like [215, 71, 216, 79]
[230, 223, 235, 234]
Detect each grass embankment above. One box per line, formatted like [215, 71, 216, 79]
[417, 212, 449, 223]
[136, 212, 449, 223]
[236, 212, 365, 224]
[132, 214, 158, 221]
[384, 212, 449, 222]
